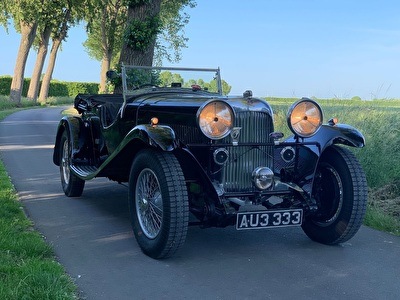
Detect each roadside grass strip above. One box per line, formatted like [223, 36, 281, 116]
[0, 160, 77, 299]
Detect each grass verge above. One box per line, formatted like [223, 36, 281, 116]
[0, 160, 77, 299]
[364, 206, 400, 236]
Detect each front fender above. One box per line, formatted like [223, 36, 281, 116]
[305, 123, 365, 151]
[125, 124, 178, 151]
[276, 123, 365, 194]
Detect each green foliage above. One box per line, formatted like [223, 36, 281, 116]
[0, 76, 99, 97]
[159, 71, 184, 86]
[0, 76, 12, 96]
[65, 82, 99, 96]
[156, 71, 231, 95]
[84, 0, 126, 64]
[124, 16, 162, 51]
[3, 0, 44, 28]
[124, 0, 150, 7]
[155, 0, 196, 64]
[83, 0, 196, 68]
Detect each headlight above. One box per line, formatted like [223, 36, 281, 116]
[197, 100, 234, 139]
[287, 98, 323, 137]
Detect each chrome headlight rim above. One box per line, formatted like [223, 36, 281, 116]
[287, 98, 323, 138]
[196, 99, 235, 140]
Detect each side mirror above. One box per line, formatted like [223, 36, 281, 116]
[106, 70, 119, 80]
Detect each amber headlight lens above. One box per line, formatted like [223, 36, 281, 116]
[197, 100, 234, 139]
[287, 98, 323, 137]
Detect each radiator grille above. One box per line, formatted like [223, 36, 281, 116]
[222, 111, 274, 192]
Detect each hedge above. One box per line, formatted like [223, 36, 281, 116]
[0, 76, 99, 97]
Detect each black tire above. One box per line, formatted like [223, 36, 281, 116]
[302, 145, 367, 244]
[128, 149, 189, 259]
[59, 130, 85, 197]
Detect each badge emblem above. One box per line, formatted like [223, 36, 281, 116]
[231, 127, 241, 146]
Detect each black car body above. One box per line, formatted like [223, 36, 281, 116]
[53, 65, 367, 258]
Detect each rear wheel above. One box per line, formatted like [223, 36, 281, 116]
[59, 130, 85, 197]
[129, 149, 189, 259]
[302, 146, 367, 244]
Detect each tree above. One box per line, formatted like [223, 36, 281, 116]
[84, 0, 195, 93]
[182, 77, 232, 95]
[38, 0, 87, 102]
[154, 0, 195, 65]
[84, 0, 126, 93]
[159, 71, 184, 86]
[27, 25, 52, 101]
[27, 1, 69, 101]
[38, 8, 71, 102]
[159, 71, 232, 95]
[1, 0, 46, 104]
[119, 0, 195, 66]
[119, 0, 162, 67]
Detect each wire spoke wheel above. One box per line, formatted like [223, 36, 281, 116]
[135, 169, 163, 239]
[129, 149, 189, 259]
[59, 131, 85, 197]
[61, 138, 70, 186]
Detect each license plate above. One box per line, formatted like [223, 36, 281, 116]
[236, 209, 303, 230]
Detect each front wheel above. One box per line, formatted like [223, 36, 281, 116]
[59, 130, 85, 197]
[302, 146, 367, 244]
[128, 149, 189, 259]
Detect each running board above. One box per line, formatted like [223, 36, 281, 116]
[70, 164, 99, 179]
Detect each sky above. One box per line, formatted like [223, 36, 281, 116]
[1, 0, 399, 100]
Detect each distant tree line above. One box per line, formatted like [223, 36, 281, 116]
[159, 71, 232, 95]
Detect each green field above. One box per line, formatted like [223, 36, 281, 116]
[0, 95, 399, 298]
[268, 97, 400, 235]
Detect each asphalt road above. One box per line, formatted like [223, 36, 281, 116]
[0, 107, 399, 300]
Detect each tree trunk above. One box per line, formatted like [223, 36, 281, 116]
[99, 7, 112, 93]
[98, 1, 123, 93]
[118, 0, 162, 66]
[9, 21, 38, 104]
[100, 54, 112, 93]
[38, 9, 70, 102]
[27, 26, 52, 102]
[38, 38, 62, 103]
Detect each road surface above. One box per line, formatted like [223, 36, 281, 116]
[0, 107, 399, 299]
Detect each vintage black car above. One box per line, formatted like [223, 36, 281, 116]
[53, 65, 367, 259]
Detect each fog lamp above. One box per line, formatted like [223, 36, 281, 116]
[213, 148, 229, 165]
[252, 167, 274, 190]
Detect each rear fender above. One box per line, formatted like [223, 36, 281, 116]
[53, 116, 84, 165]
